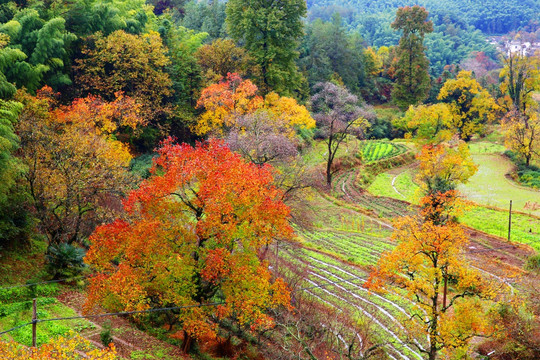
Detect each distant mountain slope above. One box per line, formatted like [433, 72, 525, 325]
[307, 0, 540, 34]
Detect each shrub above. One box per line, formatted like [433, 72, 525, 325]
[525, 254, 540, 272]
[45, 243, 86, 279]
[504, 150, 540, 189]
[100, 320, 113, 347]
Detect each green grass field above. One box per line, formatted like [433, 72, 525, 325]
[0, 296, 94, 346]
[360, 141, 408, 163]
[367, 169, 418, 202]
[368, 166, 540, 250]
[468, 141, 506, 155]
[457, 154, 540, 217]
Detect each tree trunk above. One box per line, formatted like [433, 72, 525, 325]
[182, 330, 194, 353]
[326, 137, 334, 186]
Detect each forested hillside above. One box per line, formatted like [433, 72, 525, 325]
[307, 0, 540, 34]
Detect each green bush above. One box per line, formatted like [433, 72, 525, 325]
[45, 243, 86, 279]
[504, 150, 540, 189]
[130, 153, 155, 179]
[100, 320, 113, 347]
[525, 254, 540, 272]
[0, 284, 59, 303]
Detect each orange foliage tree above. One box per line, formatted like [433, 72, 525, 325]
[194, 73, 314, 136]
[0, 333, 117, 359]
[84, 139, 292, 351]
[415, 141, 477, 222]
[16, 88, 140, 246]
[53, 92, 145, 139]
[366, 200, 492, 360]
[366, 142, 493, 360]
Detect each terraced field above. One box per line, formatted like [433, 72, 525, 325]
[275, 245, 425, 360]
[277, 141, 537, 359]
[361, 141, 409, 163]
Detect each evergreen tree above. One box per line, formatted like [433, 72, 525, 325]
[226, 0, 306, 97]
[391, 6, 433, 109]
[0, 98, 30, 246]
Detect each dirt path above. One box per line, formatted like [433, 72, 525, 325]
[57, 291, 186, 360]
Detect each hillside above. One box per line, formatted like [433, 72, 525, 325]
[307, 0, 540, 34]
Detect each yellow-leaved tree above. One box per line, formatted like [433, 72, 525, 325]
[499, 51, 540, 167]
[194, 73, 314, 137]
[366, 141, 494, 360]
[394, 103, 454, 143]
[438, 70, 498, 141]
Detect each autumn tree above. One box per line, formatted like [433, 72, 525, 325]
[366, 205, 492, 360]
[500, 50, 540, 113]
[460, 51, 499, 87]
[84, 139, 292, 351]
[415, 140, 477, 224]
[438, 70, 498, 141]
[195, 38, 252, 86]
[416, 141, 478, 199]
[394, 103, 454, 143]
[367, 142, 491, 360]
[226, 0, 306, 96]
[484, 283, 540, 360]
[391, 6, 433, 109]
[75, 30, 173, 122]
[501, 109, 539, 166]
[225, 111, 299, 165]
[195, 73, 262, 135]
[195, 73, 314, 137]
[16, 89, 139, 246]
[499, 52, 540, 166]
[311, 82, 368, 186]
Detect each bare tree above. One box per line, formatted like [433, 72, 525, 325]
[311, 82, 368, 186]
[224, 110, 298, 165]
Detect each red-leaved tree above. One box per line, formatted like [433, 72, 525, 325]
[84, 139, 293, 351]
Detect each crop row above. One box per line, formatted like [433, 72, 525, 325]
[276, 247, 424, 360]
[300, 230, 394, 266]
[362, 142, 408, 164]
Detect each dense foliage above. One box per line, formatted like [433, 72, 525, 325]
[307, 0, 539, 34]
[85, 140, 292, 350]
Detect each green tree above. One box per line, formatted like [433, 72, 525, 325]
[0, 98, 30, 246]
[226, 0, 306, 96]
[0, 9, 76, 92]
[298, 15, 366, 93]
[0, 33, 26, 99]
[180, 0, 227, 41]
[63, 0, 152, 36]
[391, 5, 433, 109]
